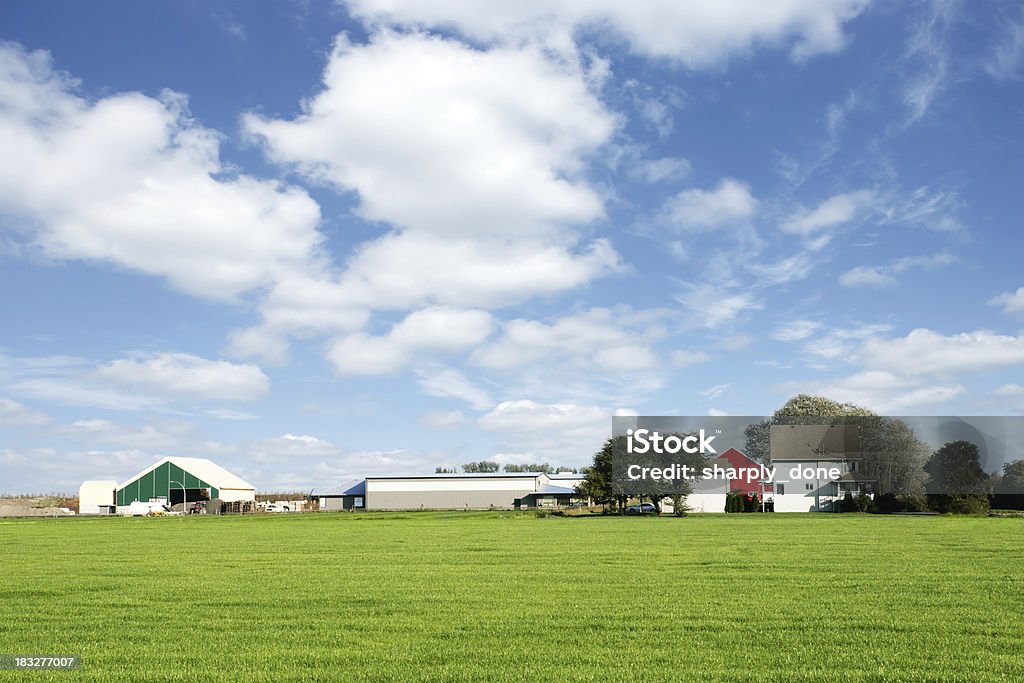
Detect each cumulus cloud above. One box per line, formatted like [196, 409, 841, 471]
[988, 287, 1024, 315]
[326, 307, 494, 375]
[243, 32, 621, 317]
[344, 0, 870, 67]
[657, 178, 757, 232]
[245, 32, 612, 239]
[94, 353, 269, 401]
[0, 43, 324, 303]
[860, 329, 1024, 377]
[473, 307, 665, 372]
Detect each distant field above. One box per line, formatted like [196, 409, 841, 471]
[1, 512, 1022, 682]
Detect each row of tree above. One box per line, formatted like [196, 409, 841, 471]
[435, 462, 578, 474]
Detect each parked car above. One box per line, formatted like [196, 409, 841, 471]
[265, 503, 290, 513]
[626, 503, 657, 515]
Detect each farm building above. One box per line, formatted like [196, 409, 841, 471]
[79, 480, 117, 514]
[670, 448, 774, 513]
[769, 424, 875, 512]
[115, 457, 256, 506]
[338, 472, 585, 511]
[312, 479, 366, 511]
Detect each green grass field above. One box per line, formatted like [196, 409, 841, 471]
[1, 512, 1022, 682]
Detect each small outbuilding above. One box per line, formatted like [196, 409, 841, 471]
[312, 479, 366, 511]
[78, 480, 117, 514]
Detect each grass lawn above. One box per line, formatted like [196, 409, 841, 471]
[1, 512, 1022, 682]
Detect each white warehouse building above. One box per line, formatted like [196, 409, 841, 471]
[322, 472, 585, 511]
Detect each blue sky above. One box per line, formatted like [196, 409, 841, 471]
[2, 0, 1023, 493]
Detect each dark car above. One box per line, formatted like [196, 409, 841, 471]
[626, 503, 657, 514]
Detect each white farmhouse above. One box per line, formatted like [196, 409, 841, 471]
[769, 424, 876, 512]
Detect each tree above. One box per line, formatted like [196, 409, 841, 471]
[744, 394, 928, 495]
[462, 461, 499, 473]
[434, 466, 457, 473]
[996, 459, 1024, 494]
[579, 436, 623, 512]
[924, 441, 989, 495]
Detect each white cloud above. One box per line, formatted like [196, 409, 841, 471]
[416, 366, 493, 410]
[988, 287, 1024, 315]
[772, 319, 822, 342]
[860, 329, 1024, 377]
[344, 0, 870, 67]
[0, 397, 50, 426]
[707, 408, 730, 417]
[798, 370, 964, 413]
[994, 384, 1024, 397]
[985, 10, 1024, 81]
[748, 252, 817, 286]
[802, 323, 892, 361]
[838, 252, 955, 289]
[250, 434, 341, 462]
[235, 30, 626, 341]
[880, 186, 963, 232]
[10, 378, 161, 412]
[0, 43, 324, 303]
[629, 156, 692, 184]
[658, 178, 757, 232]
[473, 307, 664, 372]
[675, 284, 762, 328]
[781, 189, 876, 236]
[901, 0, 955, 125]
[700, 384, 729, 400]
[327, 307, 493, 375]
[94, 353, 269, 402]
[478, 399, 606, 435]
[204, 408, 259, 421]
[246, 32, 612, 240]
[59, 419, 194, 450]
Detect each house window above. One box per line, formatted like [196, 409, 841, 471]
[805, 483, 814, 491]
[850, 461, 858, 471]
[354, 497, 364, 508]
[776, 484, 785, 495]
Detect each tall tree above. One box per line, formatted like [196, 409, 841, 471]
[924, 440, 990, 495]
[744, 394, 927, 494]
[996, 459, 1024, 494]
[579, 436, 623, 511]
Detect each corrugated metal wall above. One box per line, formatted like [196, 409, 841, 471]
[366, 488, 534, 510]
[115, 462, 218, 505]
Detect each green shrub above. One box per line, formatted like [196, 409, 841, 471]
[840, 490, 858, 512]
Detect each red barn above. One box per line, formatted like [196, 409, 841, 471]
[717, 447, 773, 495]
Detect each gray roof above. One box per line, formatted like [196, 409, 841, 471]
[312, 479, 365, 496]
[769, 424, 862, 461]
[364, 472, 546, 480]
[535, 484, 577, 494]
[833, 471, 877, 483]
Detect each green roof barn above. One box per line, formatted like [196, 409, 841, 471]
[115, 456, 256, 506]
